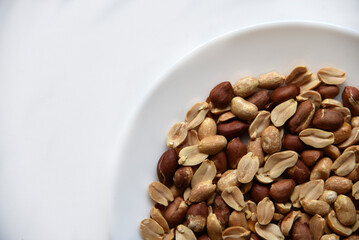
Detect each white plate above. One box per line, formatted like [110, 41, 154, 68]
[111, 22, 359, 239]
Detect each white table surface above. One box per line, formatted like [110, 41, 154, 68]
[0, 0, 358, 239]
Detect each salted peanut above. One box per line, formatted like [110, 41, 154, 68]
[321, 234, 340, 240]
[166, 122, 188, 148]
[184, 129, 200, 146]
[250, 183, 270, 203]
[247, 220, 256, 232]
[347, 236, 359, 240]
[286, 160, 310, 184]
[299, 74, 322, 92]
[217, 170, 240, 193]
[263, 150, 298, 179]
[269, 179, 295, 202]
[162, 229, 175, 240]
[258, 71, 285, 89]
[280, 210, 300, 235]
[352, 214, 359, 232]
[140, 218, 164, 240]
[321, 98, 343, 108]
[346, 163, 359, 181]
[170, 183, 185, 197]
[198, 235, 210, 240]
[316, 84, 340, 99]
[331, 151, 356, 176]
[163, 197, 189, 228]
[269, 179, 296, 203]
[198, 117, 217, 140]
[271, 99, 297, 127]
[291, 221, 313, 240]
[213, 196, 230, 228]
[206, 192, 216, 206]
[157, 149, 179, 186]
[299, 179, 325, 203]
[334, 195, 357, 226]
[286, 65, 312, 86]
[247, 90, 271, 110]
[221, 186, 245, 211]
[352, 116, 359, 127]
[148, 182, 174, 206]
[222, 226, 251, 240]
[312, 109, 344, 131]
[319, 190, 337, 205]
[299, 128, 334, 148]
[191, 160, 217, 188]
[327, 210, 353, 237]
[186, 203, 208, 232]
[296, 90, 322, 108]
[333, 122, 352, 144]
[282, 133, 305, 152]
[301, 149, 323, 166]
[288, 100, 316, 134]
[342, 86, 359, 116]
[198, 135, 227, 155]
[236, 152, 259, 184]
[186, 102, 210, 129]
[229, 211, 248, 228]
[183, 187, 191, 202]
[256, 197, 274, 225]
[310, 157, 332, 180]
[271, 85, 299, 104]
[273, 213, 284, 221]
[353, 181, 359, 200]
[174, 167, 193, 189]
[318, 67, 346, 85]
[207, 213, 223, 240]
[290, 185, 302, 208]
[243, 200, 257, 221]
[240, 182, 253, 195]
[279, 126, 285, 141]
[227, 137, 247, 169]
[310, 214, 326, 240]
[210, 151, 227, 174]
[170, 181, 185, 197]
[344, 145, 359, 158]
[325, 176, 353, 194]
[209, 102, 231, 115]
[301, 200, 330, 216]
[332, 106, 352, 122]
[151, 207, 170, 232]
[247, 138, 264, 166]
[189, 180, 216, 203]
[175, 225, 196, 240]
[297, 212, 311, 226]
[233, 76, 259, 98]
[178, 145, 208, 166]
[338, 127, 359, 149]
[276, 202, 292, 214]
[249, 111, 271, 139]
[209, 81, 234, 108]
[261, 126, 282, 154]
[323, 221, 333, 235]
[231, 97, 258, 121]
[217, 111, 236, 124]
[255, 222, 285, 240]
[255, 168, 274, 184]
[322, 145, 341, 160]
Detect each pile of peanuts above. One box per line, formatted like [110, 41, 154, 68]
[140, 66, 359, 240]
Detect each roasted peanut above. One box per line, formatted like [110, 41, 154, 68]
[226, 137, 246, 169]
[209, 81, 234, 108]
[217, 120, 249, 140]
[246, 89, 270, 110]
